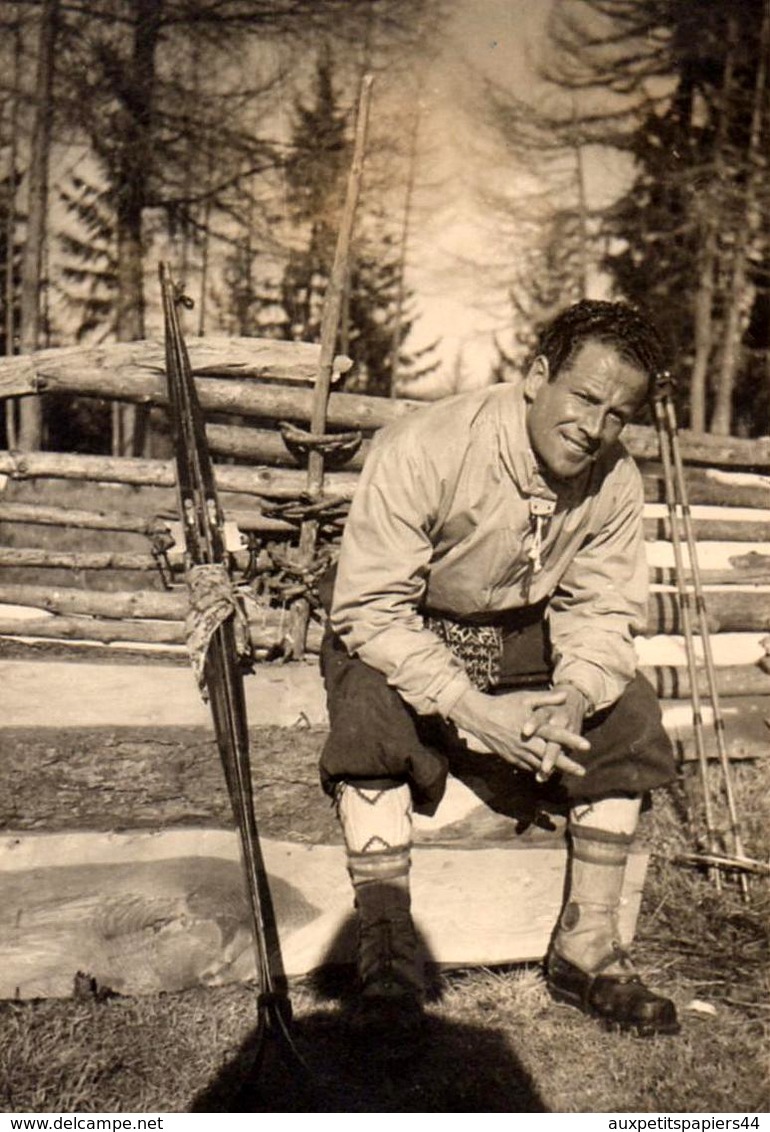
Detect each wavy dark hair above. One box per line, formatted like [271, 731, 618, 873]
[534, 300, 666, 390]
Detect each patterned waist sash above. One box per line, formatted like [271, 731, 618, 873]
[423, 613, 504, 692]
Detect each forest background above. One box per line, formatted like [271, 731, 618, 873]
[1, 0, 769, 457]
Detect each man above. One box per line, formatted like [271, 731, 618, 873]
[319, 300, 679, 1037]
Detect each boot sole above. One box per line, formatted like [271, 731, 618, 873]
[548, 982, 681, 1038]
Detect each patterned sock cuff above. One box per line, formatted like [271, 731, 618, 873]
[347, 845, 411, 885]
[569, 824, 634, 867]
[337, 780, 413, 854]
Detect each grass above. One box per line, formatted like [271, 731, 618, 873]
[1, 761, 768, 1113]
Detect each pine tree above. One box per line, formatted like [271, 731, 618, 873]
[541, 0, 770, 435]
[276, 52, 437, 397]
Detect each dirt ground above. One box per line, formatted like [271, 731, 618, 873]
[0, 725, 338, 843]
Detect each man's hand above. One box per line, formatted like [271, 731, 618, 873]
[531, 684, 590, 782]
[449, 686, 589, 777]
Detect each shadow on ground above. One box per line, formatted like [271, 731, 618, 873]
[189, 1002, 548, 1113]
[191, 910, 548, 1113]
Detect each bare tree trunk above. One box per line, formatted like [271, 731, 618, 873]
[572, 102, 590, 301]
[18, 0, 58, 451]
[113, 0, 162, 457]
[197, 193, 212, 338]
[710, 0, 770, 435]
[690, 225, 718, 433]
[690, 19, 737, 432]
[4, 7, 23, 449]
[389, 94, 421, 397]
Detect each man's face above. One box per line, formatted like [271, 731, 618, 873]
[524, 338, 648, 481]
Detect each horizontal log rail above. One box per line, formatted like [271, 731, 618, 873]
[0, 615, 186, 644]
[643, 516, 770, 543]
[0, 338, 352, 399]
[641, 467, 770, 510]
[0, 584, 186, 619]
[623, 423, 770, 469]
[0, 546, 275, 572]
[0, 450, 360, 501]
[0, 337, 768, 470]
[3, 453, 769, 539]
[0, 500, 299, 538]
[648, 589, 770, 633]
[0, 547, 180, 572]
[2, 545, 770, 591]
[0, 365, 417, 433]
[0, 615, 306, 653]
[651, 559, 770, 586]
[0, 500, 161, 534]
[2, 582, 769, 636]
[0, 609, 766, 701]
[641, 664, 770, 700]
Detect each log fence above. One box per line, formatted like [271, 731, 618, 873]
[1, 338, 769, 694]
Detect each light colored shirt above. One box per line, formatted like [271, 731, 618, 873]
[330, 381, 648, 719]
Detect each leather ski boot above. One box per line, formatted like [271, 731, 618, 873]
[547, 821, 679, 1037]
[336, 781, 425, 1028]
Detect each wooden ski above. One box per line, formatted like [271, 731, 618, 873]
[160, 262, 306, 1077]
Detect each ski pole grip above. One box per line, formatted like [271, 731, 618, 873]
[651, 369, 675, 403]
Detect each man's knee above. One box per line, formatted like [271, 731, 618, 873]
[319, 631, 449, 807]
[567, 672, 676, 800]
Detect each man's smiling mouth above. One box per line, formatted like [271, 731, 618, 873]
[562, 434, 594, 456]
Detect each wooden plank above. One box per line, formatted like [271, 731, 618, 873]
[0, 658, 329, 728]
[0, 830, 647, 997]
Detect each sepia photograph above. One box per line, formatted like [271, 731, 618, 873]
[0, 0, 768, 1115]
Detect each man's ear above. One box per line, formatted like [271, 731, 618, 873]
[523, 355, 549, 401]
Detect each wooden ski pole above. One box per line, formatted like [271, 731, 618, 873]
[288, 74, 374, 658]
[655, 377, 750, 900]
[652, 375, 722, 890]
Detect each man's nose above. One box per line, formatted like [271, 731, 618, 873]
[580, 405, 605, 440]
